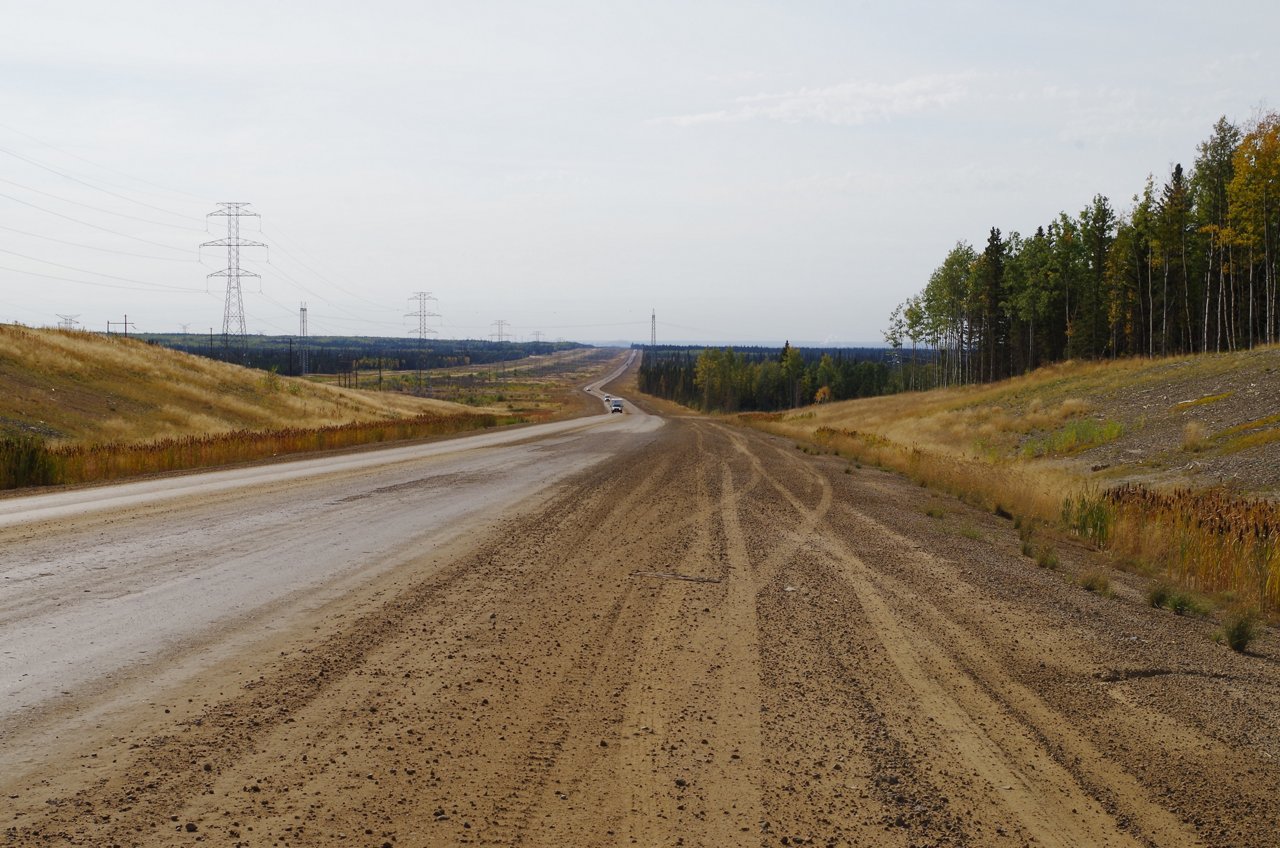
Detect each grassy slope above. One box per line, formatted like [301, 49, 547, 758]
[0, 324, 480, 446]
[751, 346, 1280, 499]
[741, 347, 1280, 616]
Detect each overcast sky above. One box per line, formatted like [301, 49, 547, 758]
[1, 1, 1275, 345]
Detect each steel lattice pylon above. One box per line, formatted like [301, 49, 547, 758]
[201, 203, 266, 360]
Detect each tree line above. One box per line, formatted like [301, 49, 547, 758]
[887, 113, 1280, 388]
[638, 344, 892, 412]
[140, 334, 581, 376]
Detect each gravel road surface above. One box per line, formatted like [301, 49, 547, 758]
[3, 386, 1279, 846]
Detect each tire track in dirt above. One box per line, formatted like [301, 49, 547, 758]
[823, 493, 1272, 846]
[8, 413, 1280, 846]
[817, 533, 1153, 848]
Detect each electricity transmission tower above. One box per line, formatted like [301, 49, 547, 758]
[56, 314, 80, 330]
[491, 319, 510, 378]
[299, 303, 309, 375]
[201, 202, 266, 361]
[651, 309, 656, 349]
[406, 292, 439, 392]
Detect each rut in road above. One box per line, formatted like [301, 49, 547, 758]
[6, 416, 1280, 847]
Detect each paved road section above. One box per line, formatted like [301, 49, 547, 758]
[0, 362, 656, 741]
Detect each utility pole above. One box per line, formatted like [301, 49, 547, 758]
[299, 303, 309, 376]
[201, 202, 266, 362]
[406, 292, 439, 393]
[56, 314, 80, 331]
[106, 315, 135, 336]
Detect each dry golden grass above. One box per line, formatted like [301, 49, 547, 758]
[0, 324, 476, 446]
[1182, 420, 1210, 452]
[732, 348, 1280, 614]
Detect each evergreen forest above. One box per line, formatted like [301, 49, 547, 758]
[886, 113, 1280, 388]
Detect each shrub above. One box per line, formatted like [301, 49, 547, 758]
[1035, 546, 1060, 570]
[925, 506, 945, 519]
[1166, 589, 1207, 617]
[1079, 570, 1112, 595]
[1147, 581, 1174, 608]
[1182, 420, 1209, 452]
[1219, 608, 1259, 653]
[1021, 540, 1034, 557]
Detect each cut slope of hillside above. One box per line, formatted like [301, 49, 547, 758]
[0, 324, 478, 446]
[753, 346, 1280, 497]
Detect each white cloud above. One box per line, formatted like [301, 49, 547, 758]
[656, 73, 976, 127]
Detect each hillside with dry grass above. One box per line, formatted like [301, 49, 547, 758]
[0, 324, 479, 446]
[752, 346, 1280, 497]
[738, 346, 1280, 619]
[0, 324, 571, 489]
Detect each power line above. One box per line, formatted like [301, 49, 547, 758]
[0, 222, 198, 262]
[0, 121, 208, 202]
[0, 261, 204, 293]
[0, 188, 193, 252]
[0, 175, 204, 231]
[0, 143, 205, 223]
[258, 227, 386, 309]
[0, 245, 199, 290]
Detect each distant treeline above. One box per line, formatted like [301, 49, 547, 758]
[638, 344, 893, 412]
[138, 334, 585, 375]
[888, 113, 1280, 387]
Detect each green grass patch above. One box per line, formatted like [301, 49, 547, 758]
[1023, 419, 1123, 457]
[1218, 427, 1280, 455]
[1218, 411, 1280, 437]
[1172, 391, 1234, 411]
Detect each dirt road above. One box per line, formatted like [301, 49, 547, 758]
[4, 402, 1279, 846]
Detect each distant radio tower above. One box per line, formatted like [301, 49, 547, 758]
[201, 202, 266, 360]
[56, 313, 80, 330]
[299, 303, 309, 375]
[651, 309, 656, 349]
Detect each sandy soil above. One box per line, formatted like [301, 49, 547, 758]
[4, 399, 1279, 846]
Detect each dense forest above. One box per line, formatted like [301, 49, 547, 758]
[887, 113, 1280, 388]
[139, 334, 583, 376]
[638, 344, 892, 412]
